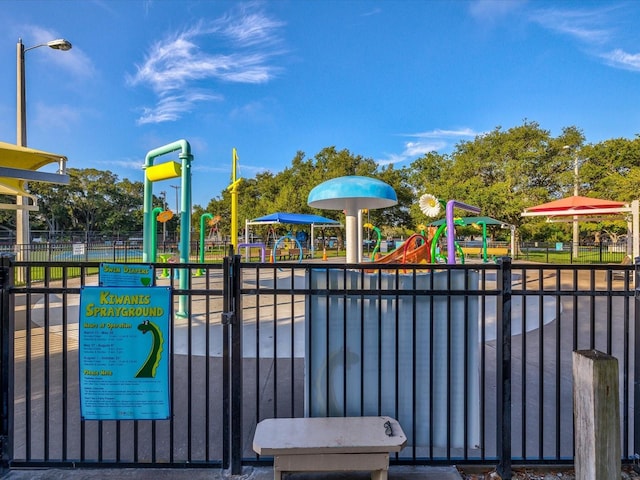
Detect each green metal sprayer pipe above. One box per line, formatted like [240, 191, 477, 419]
[142, 139, 192, 317]
[142, 139, 191, 262]
[150, 207, 163, 263]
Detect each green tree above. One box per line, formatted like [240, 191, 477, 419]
[403, 122, 589, 242]
[27, 181, 73, 235]
[578, 136, 640, 202]
[404, 151, 451, 227]
[28, 168, 145, 238]
[102, 178, 144, 235]
[374, 165, 413, 233]
[571, 135, 640, 240]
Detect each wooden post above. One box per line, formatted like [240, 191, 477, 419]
[573, 350, 620, 480]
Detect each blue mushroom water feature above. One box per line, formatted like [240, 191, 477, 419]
[307, 176, 398, 263]
[305, 177, 481, 450]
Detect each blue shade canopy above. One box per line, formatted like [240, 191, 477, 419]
[307, 176, 398, 210]
[249, 212, 340, 225]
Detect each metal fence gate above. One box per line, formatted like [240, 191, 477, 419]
[0, 255, 638, 479]
[0, 257, 230, 471]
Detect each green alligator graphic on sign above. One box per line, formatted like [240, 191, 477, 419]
[135, 320, 164, 378]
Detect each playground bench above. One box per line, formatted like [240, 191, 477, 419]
[287, 248, 312, 260]
[462, 247, 482, 257]
[462, 247, 509, 258]
[253, 416, 406, 480]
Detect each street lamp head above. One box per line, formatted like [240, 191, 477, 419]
[46, 39, 72, 51]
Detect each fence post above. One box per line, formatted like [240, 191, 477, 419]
[573, 350, 620, 479]
[598, 241, 603, 263]
[221, 247, 243, 474]
[229, 253, 242, 474]
[221, 254, 231, 470]
[496, 257, 512, 479]
[634, 258, 640, 457]
[0, 255, 14, 473]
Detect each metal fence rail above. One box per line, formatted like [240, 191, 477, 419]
[2, 240, 634, 265]
[0, 256, 637, 479]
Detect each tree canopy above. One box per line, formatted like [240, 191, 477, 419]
[5, 120, 640, 245]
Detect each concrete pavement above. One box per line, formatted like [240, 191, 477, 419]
[2, 465, 463, 479]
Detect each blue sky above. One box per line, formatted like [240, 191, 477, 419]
[1, 0, 639, 208]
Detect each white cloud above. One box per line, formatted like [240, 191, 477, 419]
[128, 6, 285, 124]
[473, 3, 638, 74]
[403, 140, 447, 157]
[98, 158, 146, 171]
[136, 91, 222, 125]
[529, 7, 612, 45]
[376, 128, 480, 166]
[218, 9, 285, 48]
[526, 5, 640, 75]
[405, 128, 479, 139]
[600, 49, 640, 72]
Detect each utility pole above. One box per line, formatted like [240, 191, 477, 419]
[170, 184, 180, 243]
[160, 190, 167, 242]
[170, 185, 180, 213]
[563, 145, 580, 259]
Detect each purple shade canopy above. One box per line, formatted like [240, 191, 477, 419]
[307, 176, 398, 210]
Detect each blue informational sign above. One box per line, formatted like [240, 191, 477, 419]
[99, 263, 155, 287]
[79, 286, 171, 420]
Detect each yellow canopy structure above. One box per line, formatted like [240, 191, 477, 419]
[0, 141, 68, 203]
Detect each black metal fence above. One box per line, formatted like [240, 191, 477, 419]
[2, 240, 633, 265]
[2, 241, 232, 264]
[0, 256, 637, 479]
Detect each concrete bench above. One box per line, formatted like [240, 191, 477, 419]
[253, 416, 406, 480]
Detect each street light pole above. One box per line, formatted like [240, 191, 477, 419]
[573, 151, 580, 259]
[16, 37, 72, 256]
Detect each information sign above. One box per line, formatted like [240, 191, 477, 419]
[99, 263, 154, 287]
[79, 286, 171, 420]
